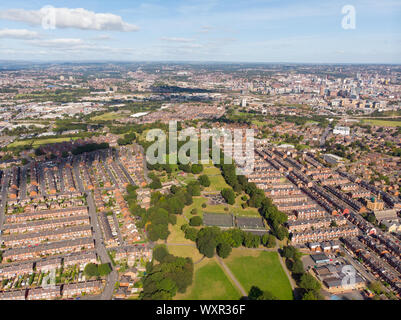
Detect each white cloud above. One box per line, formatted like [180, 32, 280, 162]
[0, 28, 39, 39]
[28, 38, 84, 47]
[0, 7, 139, 32]
[161, 37, 195, 43]
[93, 34, 112, 40]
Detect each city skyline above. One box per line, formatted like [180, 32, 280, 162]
[0, 0, 400, 63]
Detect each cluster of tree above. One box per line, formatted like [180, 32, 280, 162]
[148, 172, 162, 189]
[198, 174, 211, 187]
[145, 207, 172, 241]
[281, 246, 322, 300]
[124, 184, 138, 208]
[148, 163, 173, 174]
[178, 163, 204, 175]
[141, 245, 194, 300]
[181, 226, 276, 259]
[117, 132, 137, 146]
[221, 188, 235, 205]
[277, 114, 330, 128]
[186, 180, 201, 196]
[189, 216, 203, 226]
[131, 185, 196, 242]
[54, 121, 87, 134]
[83, 263, 112, 278]
[260, 197, 289, 240]
[248, 286, 279, 300]
[71, 142, 109, 155]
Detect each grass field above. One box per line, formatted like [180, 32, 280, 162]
[7, 137, 79, 149]
[175, 259, 242, 300]
[166, 215, 193, 244]
[203, 164, 230, 192]
[362, 119, 401, 127]
[225, 249, 293, 300]
[167, 245, 203, 262]
[183, 197, 207, 218]
[91, 112, 124, 121]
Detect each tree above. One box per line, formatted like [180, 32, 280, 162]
[248, 286, 264, 300]
[149, 176, 162, 189]
[258, 290, 279, 300]
[191, 164, 204, 174]
[35, 148, 45, 156]
[282, 246, 301, 260]
[184, 227, 198, 241]
[221, 188, 235, 205]
[368, 281, 384, 295]
[248, 286, 278, 300]
[299, 273, 321, 292]
[261, 234, 276, 248]
[198, 174, 211, 187]
[302, 290, 320, 300]
[289, 259, 305, 275]
[153, 245, 169, 263]
[216, 241, 232, 259]
[189, 216, 203, 226]
[196, 227, 220, 258]
[98, 263, 112, 276]
[141, 255, 194, 300]
[178, 163, 191, 173]
[187, 181, 201, 196]
[226, 229, 244, 248]
[84, 263, 99, 278]
[273, 224, 289, 240]
[243, 232, 260, 248]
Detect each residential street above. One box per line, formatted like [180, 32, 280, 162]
[73, 164, 117, 300]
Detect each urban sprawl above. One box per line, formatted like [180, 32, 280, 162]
[0, 62, 400, 300]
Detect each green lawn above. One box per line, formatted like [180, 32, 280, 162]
[8, 137, 79, 149]
[203, 165, 230, 192]
[175, 259, 241, 300]
[183, 197, 208, 218]
[362, 119, 401, 127]
[166, 215, 193, 244]
[225, 249, 293, 300]
[167, 245, 203, 262]
[91, 112, 124, 121]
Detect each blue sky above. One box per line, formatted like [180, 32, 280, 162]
[0, 0, 400, 63]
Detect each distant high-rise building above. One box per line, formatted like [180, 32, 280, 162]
[60, 75, 65, 81]
[241, 98, 247, 107]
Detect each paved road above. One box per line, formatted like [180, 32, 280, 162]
[37, 164, 47, 197]
[103, 162, 119, 189]
[320, 127, 331, 147]
[116, 159, 136, 187]
[216, 256, 247, 297]
[73, 164, 118, 300]
[19, 166, 27, 201]
[58, 163, 65, 193]
[0, 169, 10, 242]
